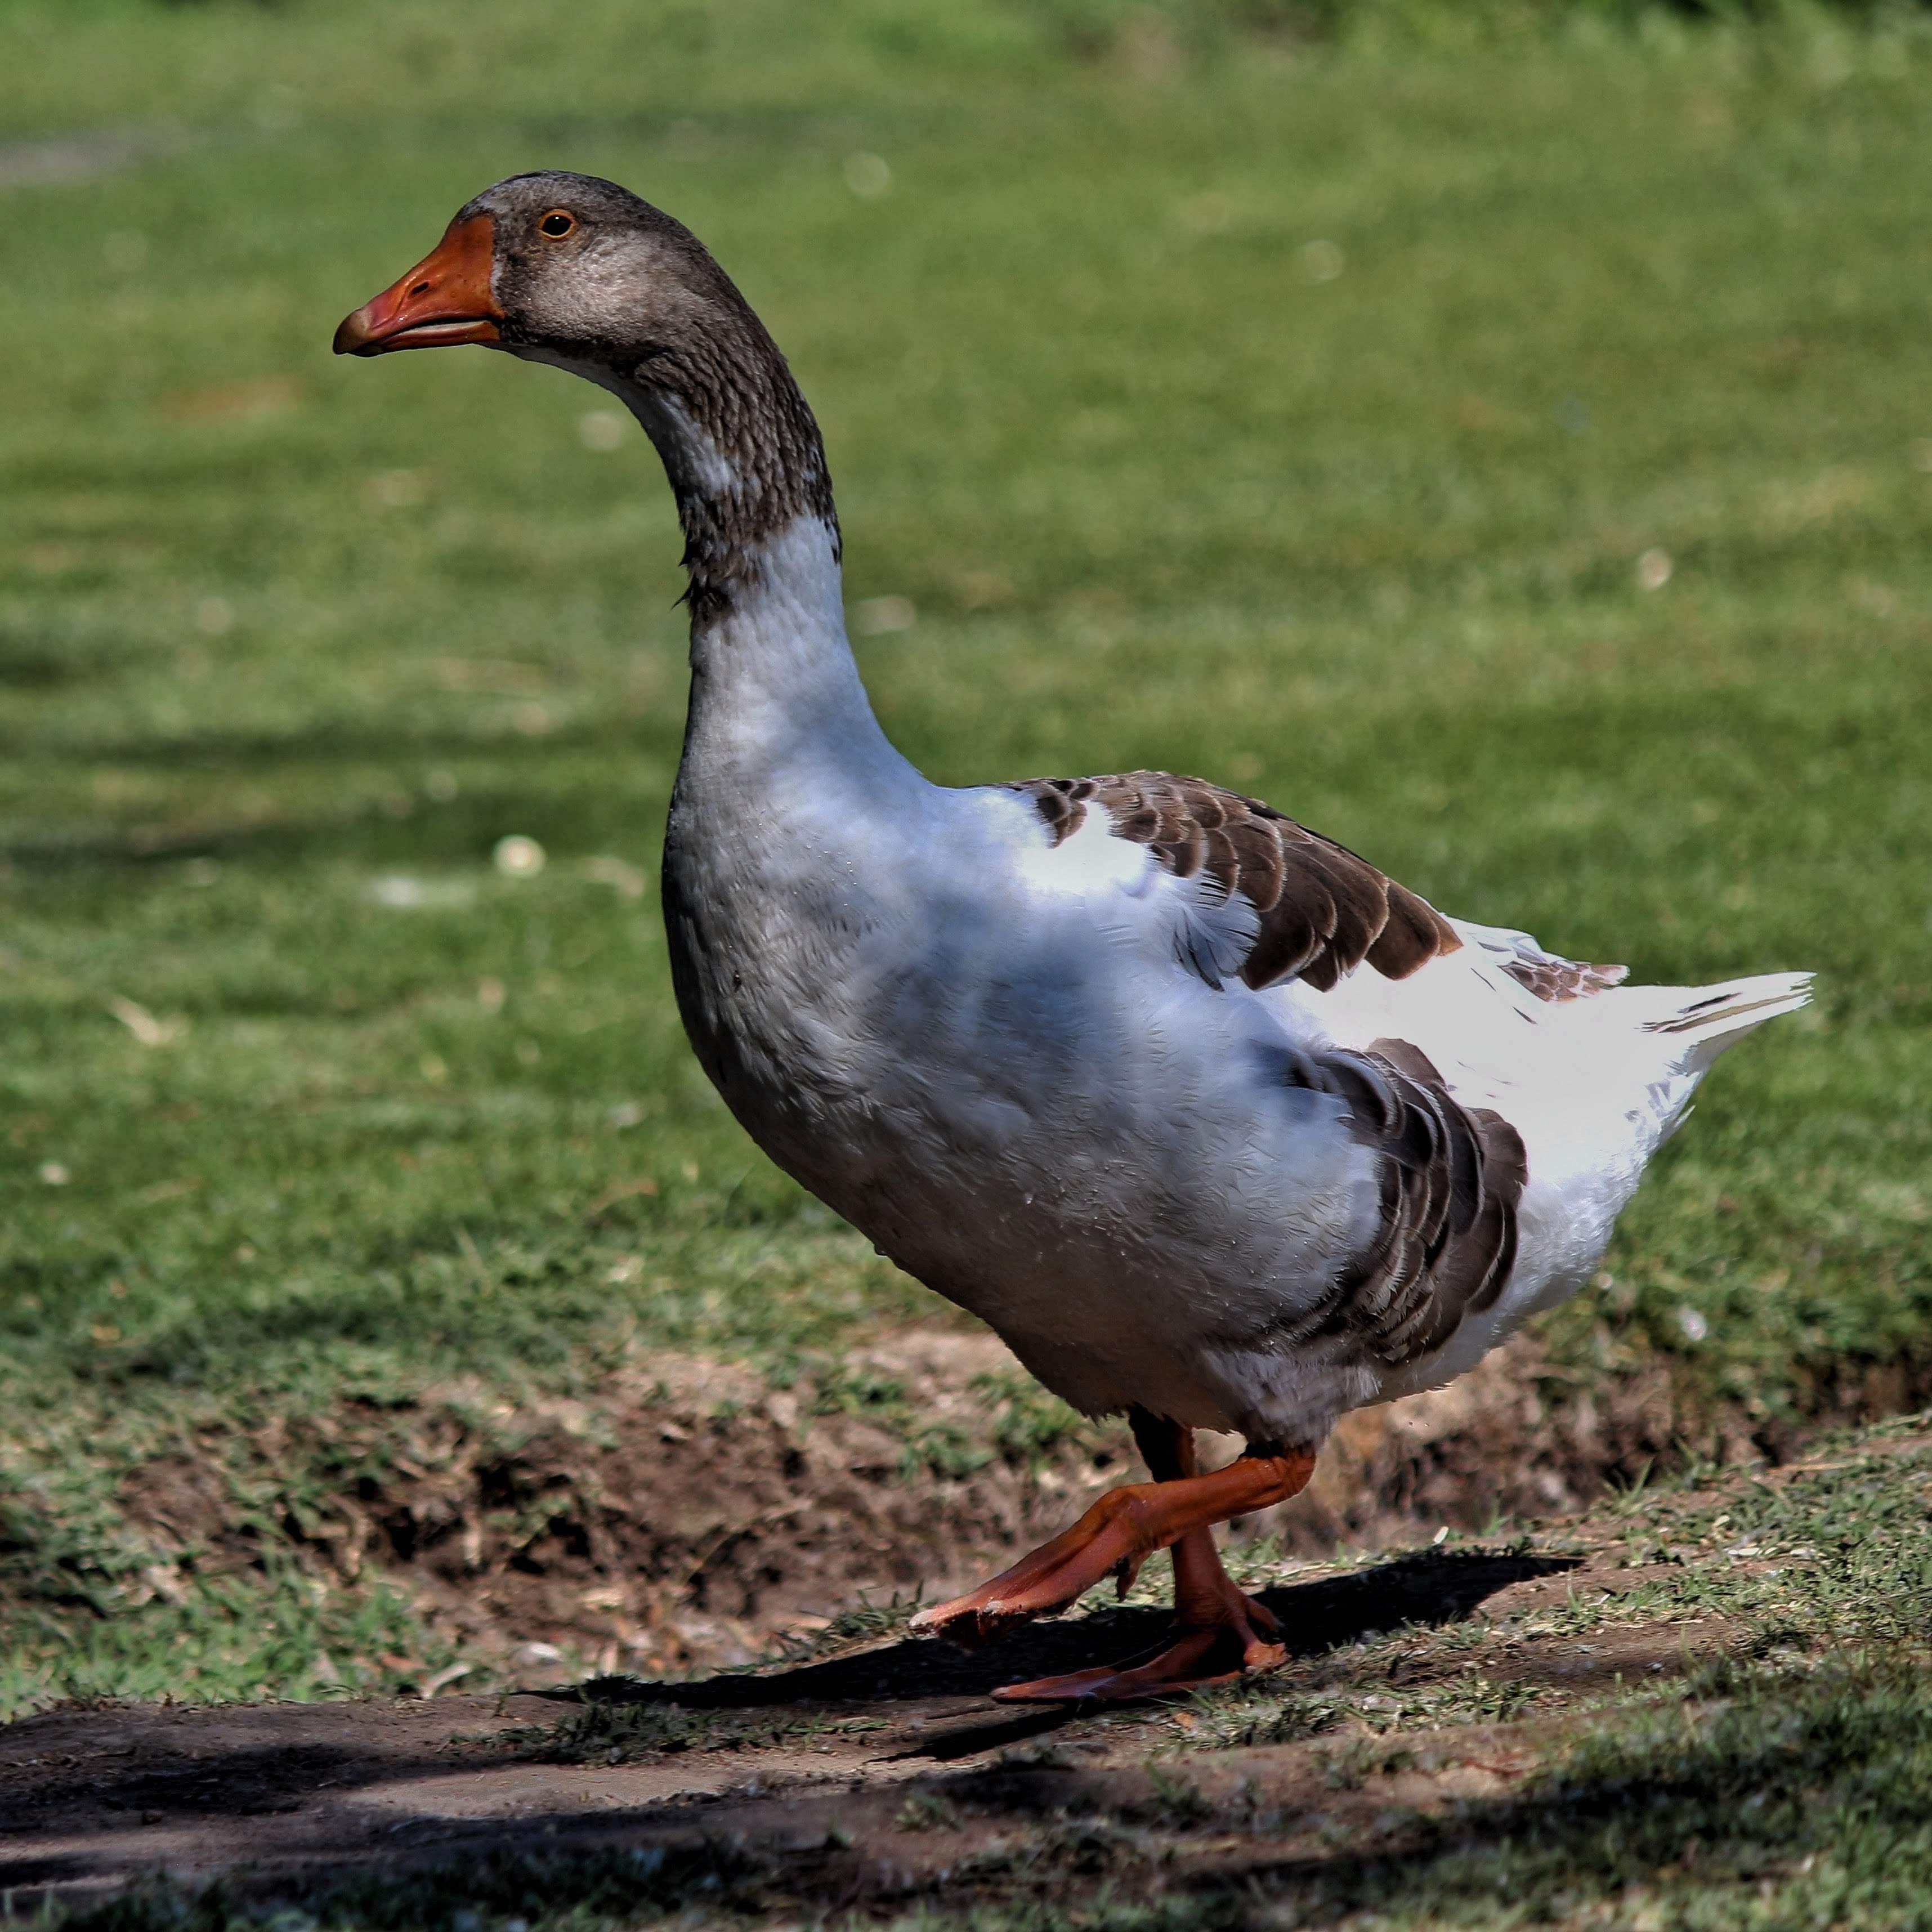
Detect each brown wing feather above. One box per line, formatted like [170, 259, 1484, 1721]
[1009, 772, 1460, 993]
[1498, 955, 1629, 1003]
[1264, 1039, 1528, 1370]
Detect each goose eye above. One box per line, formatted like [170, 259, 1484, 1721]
[538, 211, 575, 239]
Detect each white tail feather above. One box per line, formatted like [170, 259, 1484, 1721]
[1642, 971, 1813, 1075]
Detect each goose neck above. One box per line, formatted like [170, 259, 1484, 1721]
[679, 512, 895, 780]
[578, 354, 906, 789]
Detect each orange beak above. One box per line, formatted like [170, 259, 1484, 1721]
[333, 214, 503, 356]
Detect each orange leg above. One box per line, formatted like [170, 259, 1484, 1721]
[909, 1410, 1314, 1703]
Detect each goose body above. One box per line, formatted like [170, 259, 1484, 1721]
[660, 518, 1804, 1449]
[338, 173, 1810, 1699]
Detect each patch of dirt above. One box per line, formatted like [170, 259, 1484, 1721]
[114, 1330, 1139, 1679]
[388, 1331, 1145, 1676]
[107, 1325, 1819, 1683]
[116, 1456, 233, 1554]
[1238, 1331, 1697, 1550]
[19, 1424, 1924, 1923]
[0, 1526, 1724, 1922]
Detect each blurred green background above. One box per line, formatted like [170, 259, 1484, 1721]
[2, 0, 1929, 1715]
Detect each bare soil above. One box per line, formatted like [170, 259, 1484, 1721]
[1, 1530, 1701, 1920]
[17, 1398, 1921, 1924]
[25, 1327, 1894, 1921]
[109, 1323, 1783, 1687]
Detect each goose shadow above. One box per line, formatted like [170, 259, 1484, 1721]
[549, 1544, 1578, 1739]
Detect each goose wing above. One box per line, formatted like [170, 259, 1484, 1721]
[1007, 770, 1459, 994]
[1005, 770, 1533, 1372]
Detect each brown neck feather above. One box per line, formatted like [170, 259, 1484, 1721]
[617, 303, 839, 626]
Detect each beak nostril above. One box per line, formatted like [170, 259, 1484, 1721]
[336, 214, 498, 354]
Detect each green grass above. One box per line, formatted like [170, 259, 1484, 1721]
[4, 0, 1931, 1716]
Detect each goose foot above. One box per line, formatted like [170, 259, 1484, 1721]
[909, 1476, 1198, 1649]
[909, 1410, 1313, 1671]
[989, 1523, 1287, 1705]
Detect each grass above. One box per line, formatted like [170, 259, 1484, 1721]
[3, 0, 1931, 1723]
[1124, 1424, 1932, 1930]
[1161, 1420, 1932, 1764]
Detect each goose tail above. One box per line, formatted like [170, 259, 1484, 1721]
[1640, 970, 1814, 1077]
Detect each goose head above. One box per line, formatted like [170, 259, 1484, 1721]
[333, 170, 741, 373]
[334, 172, 836, 620]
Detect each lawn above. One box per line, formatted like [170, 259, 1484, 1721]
[2, 0, 1929, 1739]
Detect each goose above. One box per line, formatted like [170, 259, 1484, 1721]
[336, 173, 1812, 1703]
